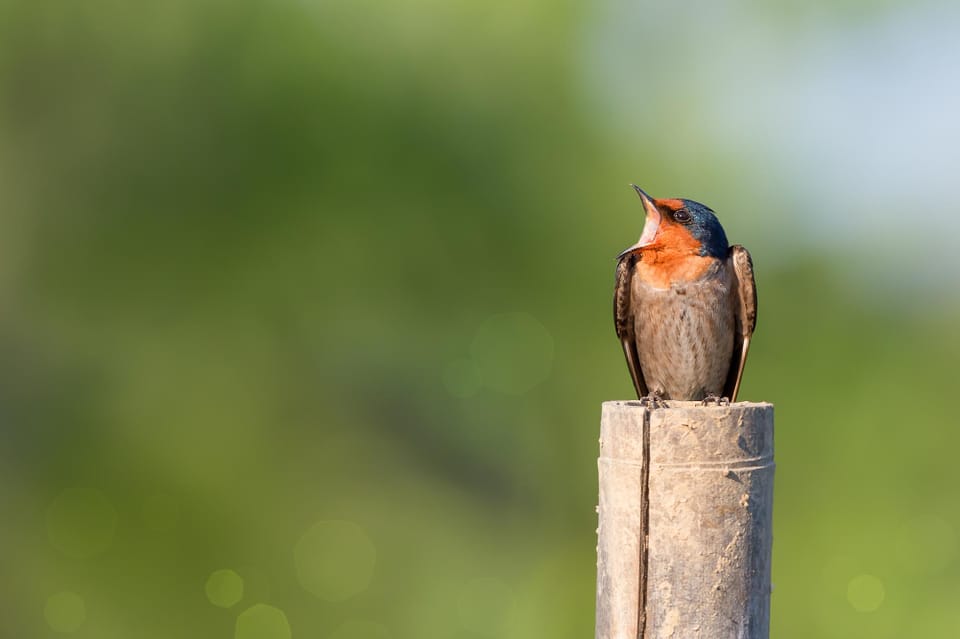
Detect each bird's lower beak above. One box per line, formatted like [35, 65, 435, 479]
[617, 185, 661, 259]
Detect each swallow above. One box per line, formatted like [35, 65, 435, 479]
[614, 186, 757, 404]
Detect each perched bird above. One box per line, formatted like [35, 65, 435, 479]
[614, 186, 757, 404]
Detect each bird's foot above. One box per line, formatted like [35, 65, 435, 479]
[639, 391, 668, 410]
[701, 395, 730, 407]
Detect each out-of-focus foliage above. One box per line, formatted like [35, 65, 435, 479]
[1, 1, 958, 638]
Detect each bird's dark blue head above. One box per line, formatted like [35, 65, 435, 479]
[671, 198, 729, 258]
[620, 186, 729, 260]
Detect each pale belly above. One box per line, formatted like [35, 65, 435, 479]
[631, 270, 736, 400]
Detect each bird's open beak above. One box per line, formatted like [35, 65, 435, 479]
[617, 185, 661, 259]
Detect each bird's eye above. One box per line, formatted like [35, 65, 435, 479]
[673, 209, 692, 223]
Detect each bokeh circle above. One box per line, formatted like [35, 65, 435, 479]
[206, 569, 244, 608]
[44, 591, 86, 633]
[847, 574, 885, 612]
[235, 604, 291, 639]
[294, 520, 376, 601]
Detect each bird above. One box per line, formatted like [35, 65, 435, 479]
[614, 185, 757, 405]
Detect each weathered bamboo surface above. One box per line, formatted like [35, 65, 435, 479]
[596, 401, 774, 639]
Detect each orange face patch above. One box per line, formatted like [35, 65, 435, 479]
[654, 198, 685, 212]
[647, 217, 701, 254]
[635, 217, 712, 288]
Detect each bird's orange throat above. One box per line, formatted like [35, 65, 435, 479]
[636, 248, 715, 289]
[633, 219, 712, 288]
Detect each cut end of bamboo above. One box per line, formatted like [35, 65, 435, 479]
[596, 400, 775, 639]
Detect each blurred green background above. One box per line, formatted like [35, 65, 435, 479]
[1, 0, 959, 637]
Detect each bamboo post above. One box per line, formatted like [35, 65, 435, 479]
[596, 401, 774, 639]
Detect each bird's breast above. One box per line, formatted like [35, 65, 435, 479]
[631, 259, 735, 400]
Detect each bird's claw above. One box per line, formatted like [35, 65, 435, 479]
[639, 392, 668, 410]
[701, 395, 730, 407]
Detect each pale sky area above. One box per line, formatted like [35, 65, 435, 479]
[582, 0, 960, 291]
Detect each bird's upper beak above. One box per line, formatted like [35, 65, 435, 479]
[617, 185, 661, 259]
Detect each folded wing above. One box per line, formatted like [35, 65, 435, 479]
[614, 255, 647, 399]
[723, 245, 758, 401]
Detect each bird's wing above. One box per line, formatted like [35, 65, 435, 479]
[614, 255, 648, 399]
[723, 245, 758, 402]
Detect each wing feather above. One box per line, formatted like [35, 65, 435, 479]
[614, 255, 647, 399]
[723, 245, 757, 402]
